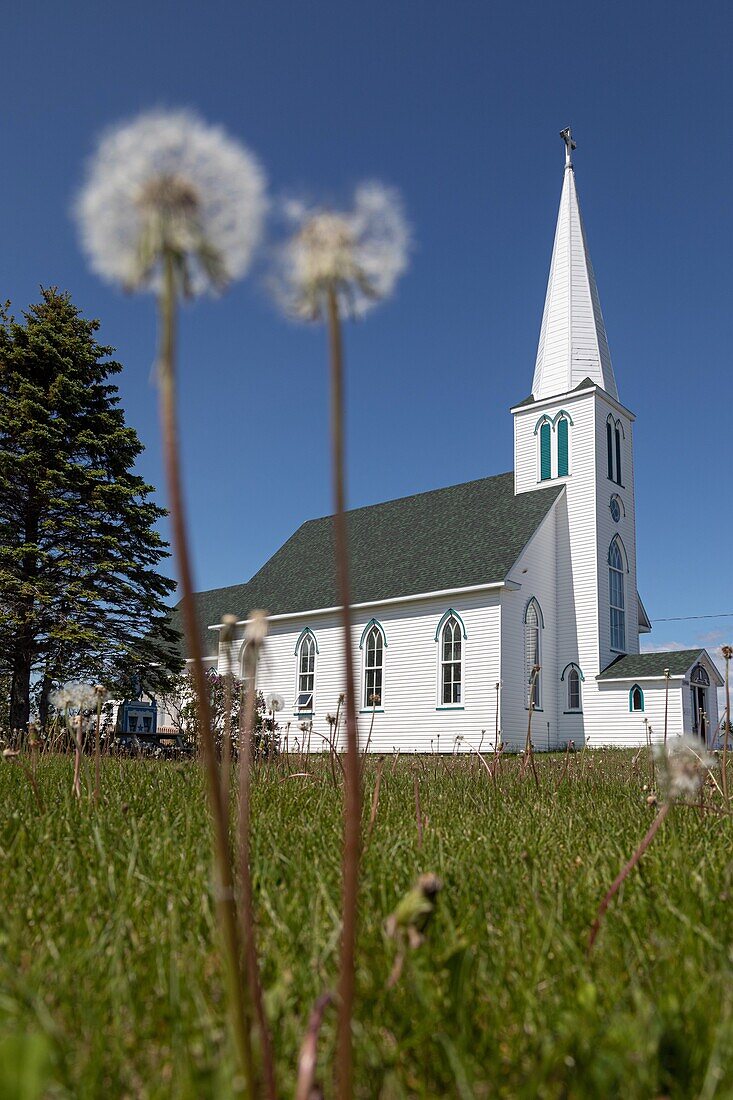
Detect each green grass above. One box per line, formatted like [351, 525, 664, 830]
[2, 750, 733, 1098]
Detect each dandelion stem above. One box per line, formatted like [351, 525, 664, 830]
[240, 641, 277, 1100]
[366, 759, 383, 845]
[221, 669, 233, 814]
[587, 800, 671, 953]
[326, 285, 361, 1100]
[157, 250, 255, 1097]
[722, 647, 731, 811]
[296, 992, 334, 1100]
[414, 772, 423, 850]
[72, 715, 83, 800]
[94, 699, 102, 805]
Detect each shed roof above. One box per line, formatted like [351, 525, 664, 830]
[598, 649, 721, 682]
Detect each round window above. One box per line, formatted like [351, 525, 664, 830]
[610, 496, 621, 523]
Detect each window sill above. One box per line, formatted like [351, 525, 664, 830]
[293, 712, 313, 719]
[524, 707, 544, 713]
[563, 710, 583, 715]
[359, 708, 384, 714]
[610, 648, 627, 656]
[436, 705, 465, 711]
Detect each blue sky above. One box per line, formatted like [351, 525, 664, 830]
[1, 0, 731, 661]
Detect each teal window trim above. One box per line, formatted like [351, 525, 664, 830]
[533, 413, 553, 435]
[436, 706, 465, 711]
[540, 421, 552, 481]
[615, 424, 622, 486]
[434, 608, 468, 641]
[551, 408, 574, 426]
[294, 627, 319, 655]
[359, 708, 384, 715]
[293, 711, 313, 719]
[606, 417, 614, 481]
[359, 618, 387, 649]
[557, 416, 569, 477]
[629, 685, 644, 713]
[561, 662, 585, 682]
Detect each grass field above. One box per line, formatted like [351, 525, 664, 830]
[2, 749, 733, 1098]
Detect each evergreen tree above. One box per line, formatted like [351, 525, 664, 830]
[0, 288, 180, 728]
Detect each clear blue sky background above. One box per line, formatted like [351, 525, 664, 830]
[1, 0, 731, 660]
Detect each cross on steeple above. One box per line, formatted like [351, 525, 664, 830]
[560, 127, 576, 167]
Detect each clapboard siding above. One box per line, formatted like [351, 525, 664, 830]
[595, 395, 639, 670]
[515, 390, 601, 743]
[500, 504, 559, 750]
[594, 679, 684, 746]
[218, 591, 502, 754]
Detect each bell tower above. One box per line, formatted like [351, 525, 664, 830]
[511, 131, 644, 706]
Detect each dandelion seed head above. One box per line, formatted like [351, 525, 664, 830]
[275, 182, 410, 320]
[50, 681, 98, 713]
[76, 109, 267, 295]
[655, 734, 716, 802]
[266, 692, 285, 713]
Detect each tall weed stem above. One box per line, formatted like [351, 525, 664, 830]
[157, 253, 255, 1097]
[326, 286, 361, 1099]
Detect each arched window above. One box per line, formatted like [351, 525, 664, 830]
[524, 598, 543, 709]
[557, 416, 569, 477]
[614, 423, 622, 485]
[440, 615, 463, 705]
[540, 421, 551, 481]
[363, 624, 384, 708]
[295, 631, 316, 713]
[606, 417, 614, 481]
[629, 684, 644, 712]
[691, 664, 710, 686]
[562, 663, 583, 711]
[609, 537, 626, 652]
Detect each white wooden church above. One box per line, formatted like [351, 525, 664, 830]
[179, 131, 722, 752]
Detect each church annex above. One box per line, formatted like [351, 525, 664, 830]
[177, 132, 722, 751]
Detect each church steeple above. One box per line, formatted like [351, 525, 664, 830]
[531, 129, 618, 401]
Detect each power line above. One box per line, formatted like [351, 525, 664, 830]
[651, 612, 733, 623]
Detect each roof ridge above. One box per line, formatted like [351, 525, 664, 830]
[301, 470, 516, 526]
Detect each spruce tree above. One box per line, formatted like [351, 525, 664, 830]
[0, 288, 180, 728]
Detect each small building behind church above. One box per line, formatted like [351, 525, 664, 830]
[174, 133, 722, 752]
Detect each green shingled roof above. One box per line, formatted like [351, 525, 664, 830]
[172, 472, 564, 657]
[598, 650, 706, 680]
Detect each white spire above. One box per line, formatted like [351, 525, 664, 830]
[531, 130, 617, 401]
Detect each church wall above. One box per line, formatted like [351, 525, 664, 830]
[594, 394, 639, 670]
[499, 504, 559, 751]
[594, 680, 684, 747]
[217, 590, 502, 754]
[514, 390, 603, 742]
